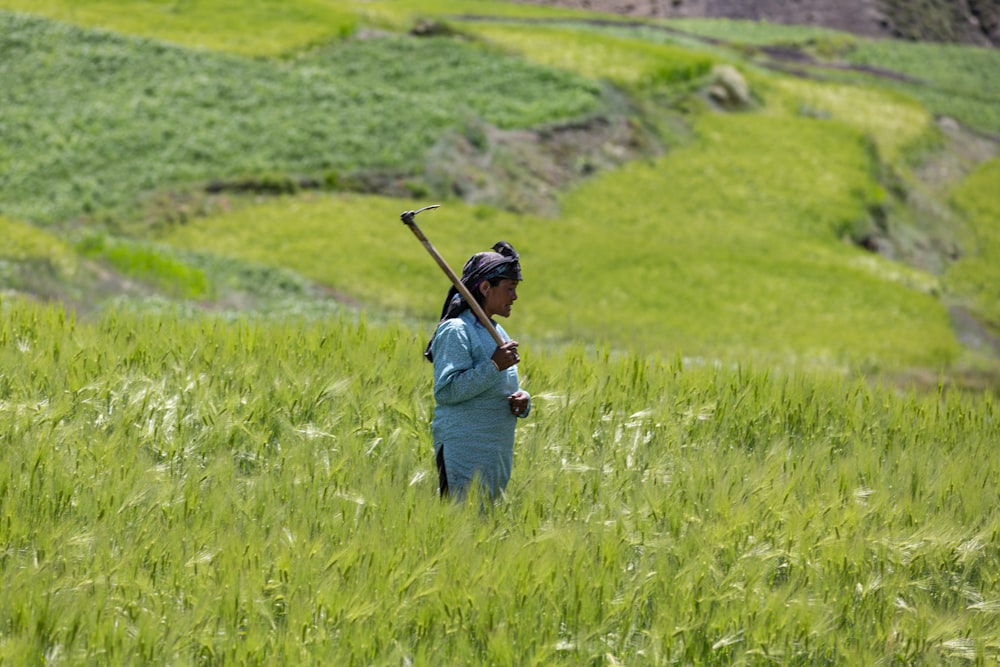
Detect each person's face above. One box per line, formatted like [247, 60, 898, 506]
[481, 278, 519, 318]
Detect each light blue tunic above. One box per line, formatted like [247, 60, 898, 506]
[431, 310, 531, 499]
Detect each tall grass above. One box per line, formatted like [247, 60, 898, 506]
[1, 296, 997, 663]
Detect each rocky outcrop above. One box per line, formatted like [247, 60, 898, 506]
[879, 0, 998, 46]
[511, 0, 999, 46]
[970, 0, 1000, 44]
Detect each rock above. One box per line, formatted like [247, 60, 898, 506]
[515, 0, 998, 46]
[707, 64, 751, 109]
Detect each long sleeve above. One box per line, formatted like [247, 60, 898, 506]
[430, 311, 524, 499]
[431, 318, 501, 405]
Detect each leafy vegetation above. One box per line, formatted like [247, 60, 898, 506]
[1, 296, 998, 664]
[0, 10, 604, 225]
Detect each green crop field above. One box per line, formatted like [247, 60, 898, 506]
[0, 11, 603, 224]
[2, 296, 999, 664]
[2, 0, 1000, 663]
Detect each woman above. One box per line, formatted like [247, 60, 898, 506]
[425, 241, 531, 501]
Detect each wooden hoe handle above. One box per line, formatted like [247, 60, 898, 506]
[401, 205, 505, 347]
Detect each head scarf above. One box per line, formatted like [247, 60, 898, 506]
[424, 241, 522, 362]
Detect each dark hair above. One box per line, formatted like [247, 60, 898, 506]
[425, 241, 522, 362]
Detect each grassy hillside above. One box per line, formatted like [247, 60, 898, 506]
[2, 296, 998, 664]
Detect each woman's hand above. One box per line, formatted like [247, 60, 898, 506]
[508, 390, 530, 416]
[491, 340, 520, 371]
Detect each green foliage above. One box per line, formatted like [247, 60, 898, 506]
[945, 159, 1000, 330]
[305, 34, 603, 129]
[1, 6, 981, 375]
[0, 297, 997, 663]
[0, 11, 604, 224]
[358, 0, 610, 32]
